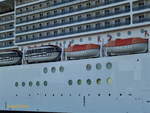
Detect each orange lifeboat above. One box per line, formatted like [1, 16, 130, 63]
[65, 44, 100, 59]
[104, 38, 148, 55]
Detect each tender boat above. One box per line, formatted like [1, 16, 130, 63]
[25, 45, 62, 63]
[104, 38, 148, 55]
[0, 50, 22, 66]
[65, 44, 100, 59]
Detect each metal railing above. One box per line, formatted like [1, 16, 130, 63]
[16, 21, 130, 43]
[133, 4, 150, 11]
[16, 0, 127, 24]
[16, 9, 130, 34]
[133, 18, 150, 23]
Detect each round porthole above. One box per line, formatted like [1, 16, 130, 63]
[59, 66, 64, 72]
[80, 38, 83, 42]
[43, 67, 48, 74]
[96, 63, 102, 70]
[29, 81, 33, 87]
[15, 82, 19, 87]
[96, 78, 102, 85]
[88, 37, 92, 41]
[86, 64, 92, 71]
[44, 81, 48, 86]
[87, 79, 92, 85]
[106, 77, 112, 85]
[36, 81, 40, 86]
[51, 67, 56, 73]
[22, 82, 25, 87]
[77, 79, 82, 85]
[106, 62, 112, 69]
[68, 80, 73, 86]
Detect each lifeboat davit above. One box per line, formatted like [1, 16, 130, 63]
[104, 38, 148, 55]
[25, 45, 61, 63]
[65, 44, 100, 59]
[0, 50, 22, 66]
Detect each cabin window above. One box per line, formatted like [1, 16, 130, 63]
[86, 64, 92, 71]
[96, 78, 102, 85]
[96, 63, 102, 70]
[36, 81, 40, 86]
[44, 81, 48, 86]
[29, 81, 33, 87]
[77, 79, 82, 85]
[106, 77, 112, 85]
[117, 32, 121, 37]
[43, 67, 48, 74]
[128, 31, 132, 35]
[106, 62, 112, 69]
[22, 82, 25, 87]
[59, 66, 64, 72]
[51, 67, 56, 73]
[15, 82, 19, 87]
[87, 79, 92, 85]
[68, 80, 73, 86]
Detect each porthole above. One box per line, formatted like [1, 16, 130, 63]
[43, 67, 48, 74]
[88, 37, 92, 41]
[86, 64, 92, 71]
[106, 62, 112, 69]
[15, 82, 19, 87]
[141, 29, 145, 33]
[68, 80, 73, 86]
[96, 78, 102, 85]
[63, 41, 66, 44]
[77, 79, 82, 85]
[80, 38, 83, 42]
[51, 67, 56, 73]
[127, 31, 132, 35]
[36, 81, 40, 86]
[117, 32, 121, 37]
[96, 63, 102, 70]
[22, 82, 25, 87]
[106, 77, 112, 85]
[43, 81, 48, 86]
[29, 81, 33, 87]
[71, 40, 74, 43]
[59, 66, 64, 72]
[87, 79, 92, 85]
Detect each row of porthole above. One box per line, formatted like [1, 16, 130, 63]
[68, 77, 112, 86]
[43, 66, 64, 74]
[15, 81, 48, 87]
[43, 62, 112, 74]
[86, 62, 112, 71]
[16, 93, 131, 97]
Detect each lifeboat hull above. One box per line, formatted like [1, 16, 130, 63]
[106, 43, 148, 55]
[66, 49, 100, 59]
[0, 50, 22, 66]
[26, 52, 61, 63]
[25, 45, 62, 63]
[0, 57, 22, 66]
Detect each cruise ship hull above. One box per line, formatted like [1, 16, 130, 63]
[0, 53, 150, 113]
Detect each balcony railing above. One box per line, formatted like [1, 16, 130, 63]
[16, 0, 127, 24]
[133, 4, 150, 11]
[0, 36, 14, 40]
[0, 43, 14, 48]
[17, 0, 126, 15]
[16, 9, 130, 34]
[133, 18, 150, 23]
[15, 21, 130, 43]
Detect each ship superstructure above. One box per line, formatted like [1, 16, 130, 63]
[0, 0, 150, 113]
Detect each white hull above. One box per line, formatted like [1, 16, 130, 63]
[106, 43, 148, 55]
[26, 52, 60, 63]
[66, 49, 100, 59]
